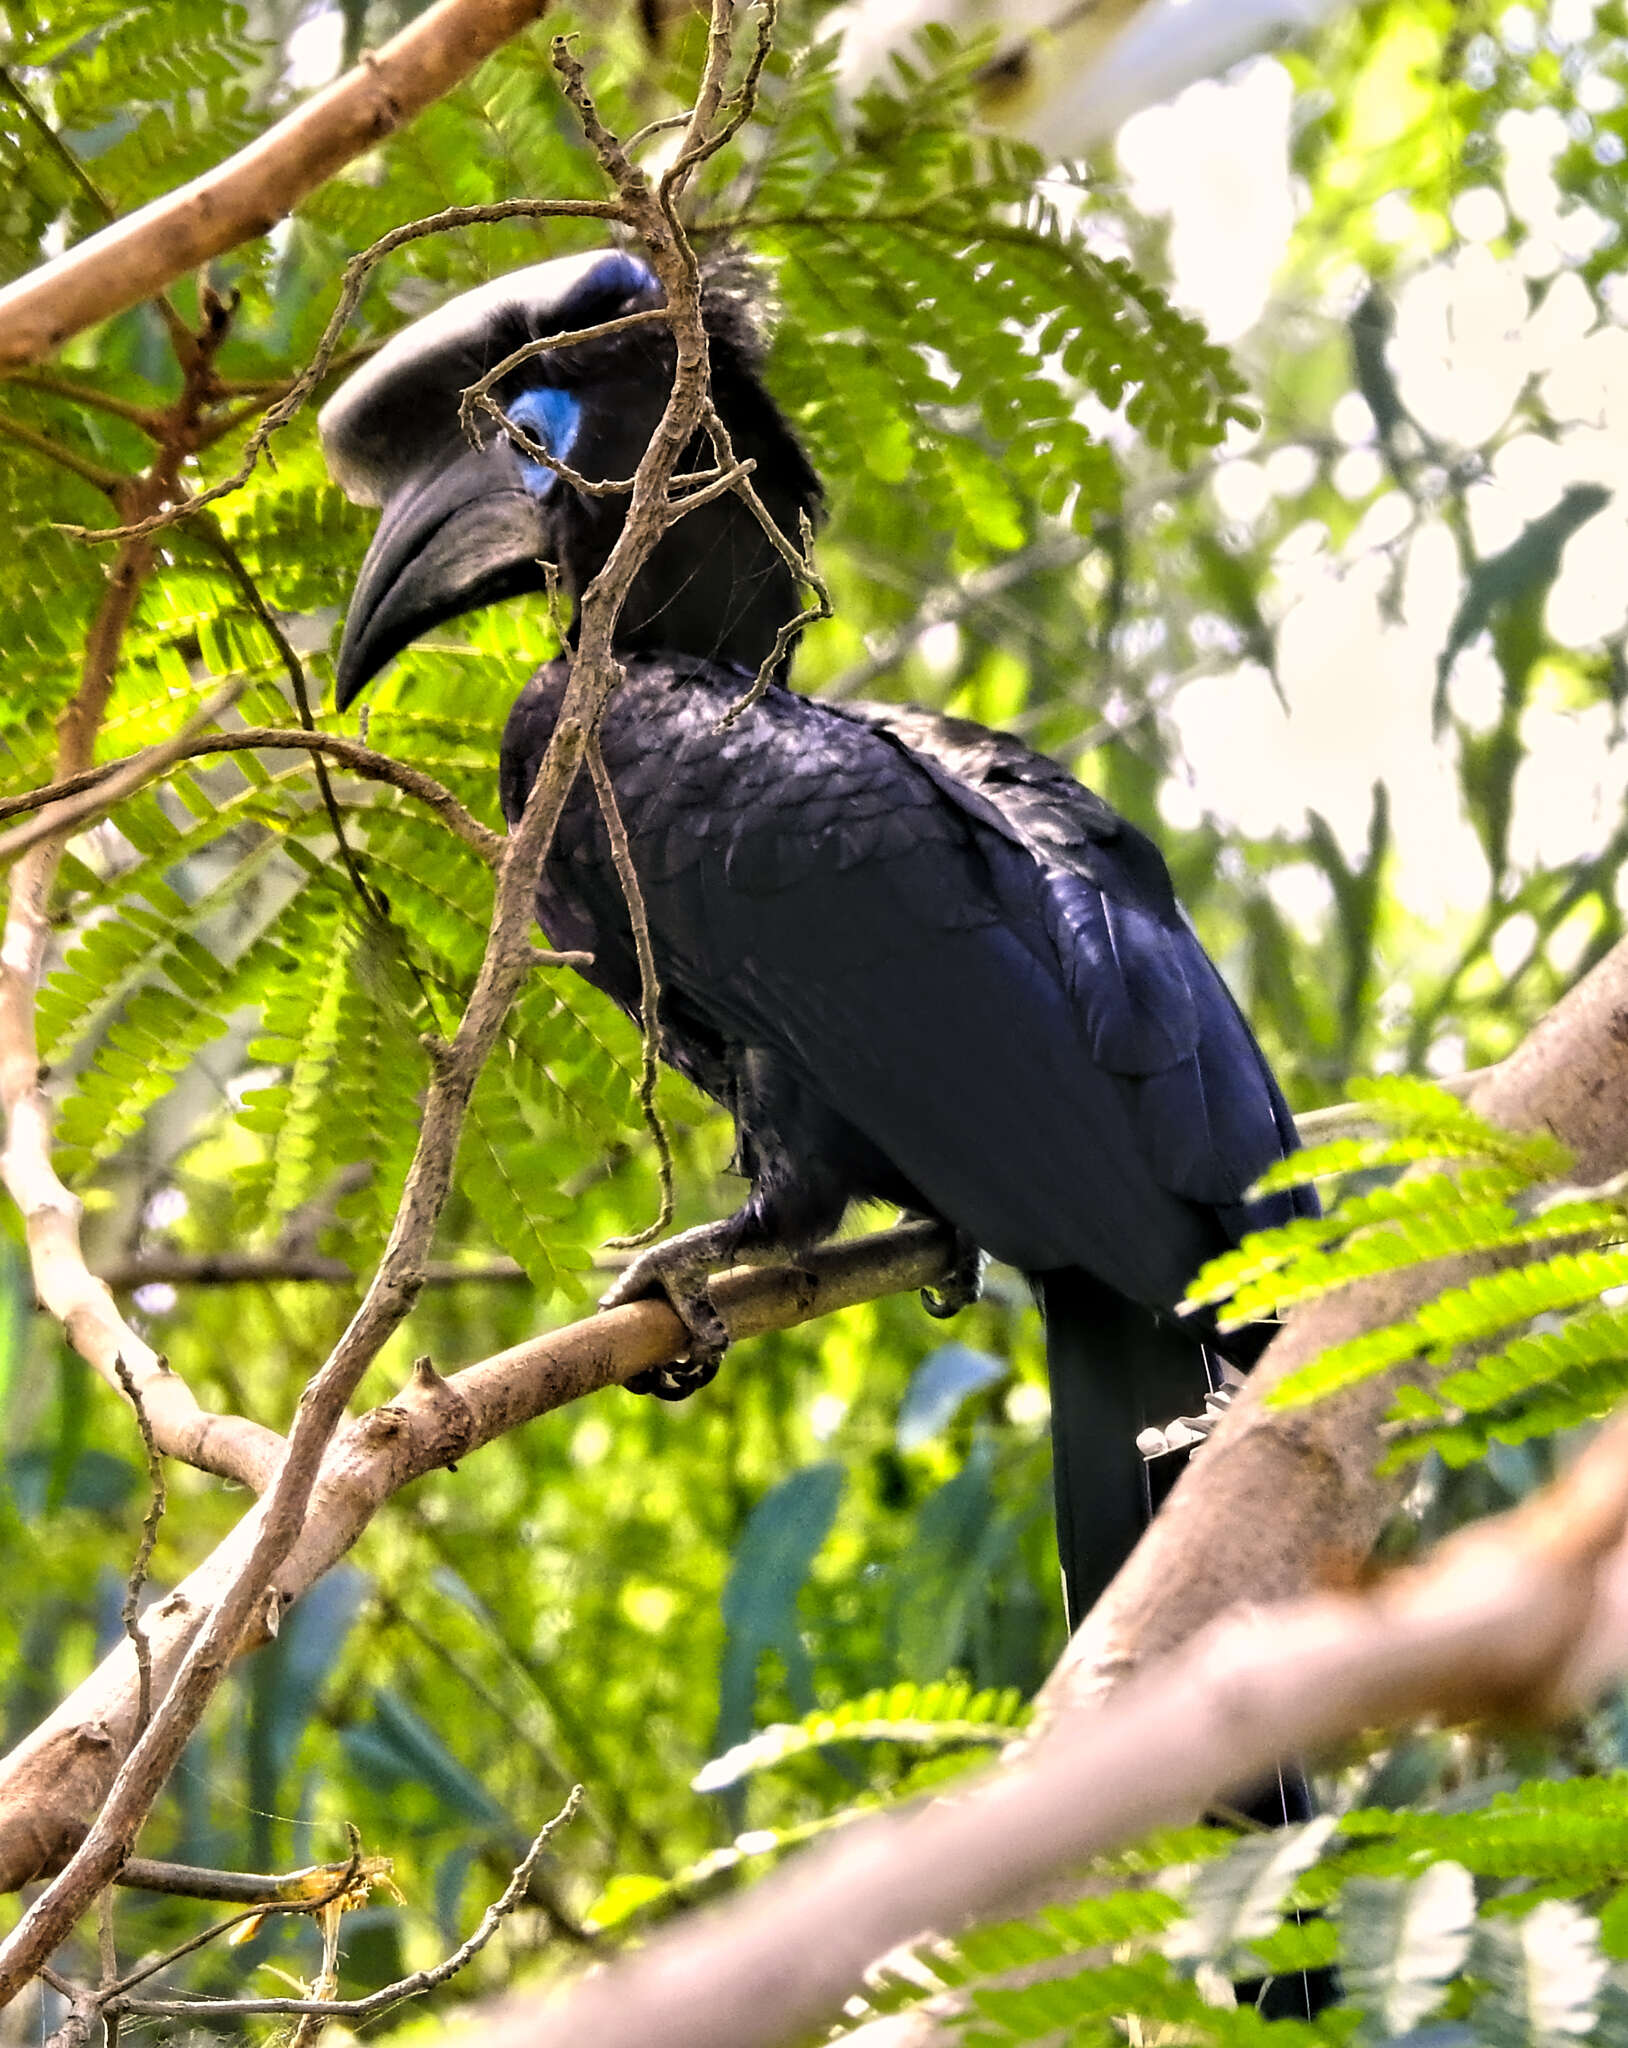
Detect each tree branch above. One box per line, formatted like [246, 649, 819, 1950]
[0, 727, 502, 865]
[95, 1250, 530, 1290]
[469, 1404, 1628, 2048]
[0, 1221, 955, 1895]
[0, 366, 283, 1499]
[0, 0, 557, 367]
[110, 1794, 580, 2025]
[1042, 930, 1628, 1723]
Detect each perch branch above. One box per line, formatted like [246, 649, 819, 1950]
[0, 1222, 956, 1895]
[0, 0, 786, 1993]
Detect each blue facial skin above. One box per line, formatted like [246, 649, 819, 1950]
[505, 386, 583, 496]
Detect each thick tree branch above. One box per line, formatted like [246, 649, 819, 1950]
[1043, 930, 1628, 1722]
[0, 1222, 954, 1895]
[0, 0, 555, 367]
[467, 1405, 1628, 2048]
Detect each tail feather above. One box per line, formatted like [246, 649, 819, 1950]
[1038, 1266, 1337, 2020]
[1037, 1268, 1210, 1629]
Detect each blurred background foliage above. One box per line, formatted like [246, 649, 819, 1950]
[4, 0, 1628, 2035]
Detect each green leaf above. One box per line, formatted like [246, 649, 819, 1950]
[1337, 1862, 1475, 2035]
[1164, 1815, 1337, 1971]
[714, 1463, 845, 1761]
[1472, 1900, 1606, 2048]
[692, 1681, 1027, 1792]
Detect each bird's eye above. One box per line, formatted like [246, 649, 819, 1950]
[504, 386, 583, 495]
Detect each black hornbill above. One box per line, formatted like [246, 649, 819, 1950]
[320, 246, 1315, 1651]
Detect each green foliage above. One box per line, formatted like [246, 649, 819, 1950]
[692, 1679, 1028, 1792]
[1184, 1082, 1628, 1472]
[1336, 1863, 1477, 2036]
[7, 0, 1628, 2037]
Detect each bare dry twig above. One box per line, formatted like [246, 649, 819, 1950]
[0, 326, 286, 1500]
[110, 1791, 581, 2025]
[109, 1360, 165, 1739]
[57, 191, 623, 548]
[585, 736, 676, 1245]
[0, 1, 811, 1994]
[0, 727, 502, 864]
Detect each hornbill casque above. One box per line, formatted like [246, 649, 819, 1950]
[318, 253, 1324, 1944]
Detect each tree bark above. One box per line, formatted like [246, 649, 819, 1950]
[475, 1406, 1628, 2048]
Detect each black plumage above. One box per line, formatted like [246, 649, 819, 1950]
[320, 245, 1314, 1630]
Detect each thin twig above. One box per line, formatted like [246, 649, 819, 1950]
[0, 1223, 955, 1896]
[97, 1251, 532, 1290]
[2, 368, 167, 433]
[193, 521, 389, 927]
[0, 328, 286, 1500]
[109, 1358, 165, 1739]
[717, 504, 830, 725]
[662, 0, 778, 188]
[112, 1791, 582, 2023]
[457, 303, 673, 426]
[0, 407, 126, 495]
[585, 735, 674, 1247]
[116, 1854, 369, 1905]
[102, 1841, 367, 2001]
[0, 671, 253, 864]
[0, 726, 502, 865]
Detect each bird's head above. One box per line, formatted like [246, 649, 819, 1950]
[320, 247, 822, 708]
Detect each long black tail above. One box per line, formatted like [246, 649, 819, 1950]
[1037, 1268, 1336, 2020]
[1037, 1268, 1210, 1630]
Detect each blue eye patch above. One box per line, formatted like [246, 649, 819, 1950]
[504, 386, 583, 495]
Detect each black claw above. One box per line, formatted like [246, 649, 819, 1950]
[601, 1229, 736, 1399]
[919, 1234, 984, 1319]
[626, 1354, 723, 1401]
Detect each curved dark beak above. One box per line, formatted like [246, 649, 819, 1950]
[333, 438, 551, 709]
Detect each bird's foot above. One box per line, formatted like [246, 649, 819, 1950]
[920, 1229, 985, 1320]
[1138, 1371, 1244, 1461]
[600, 1223, 739, 1401]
